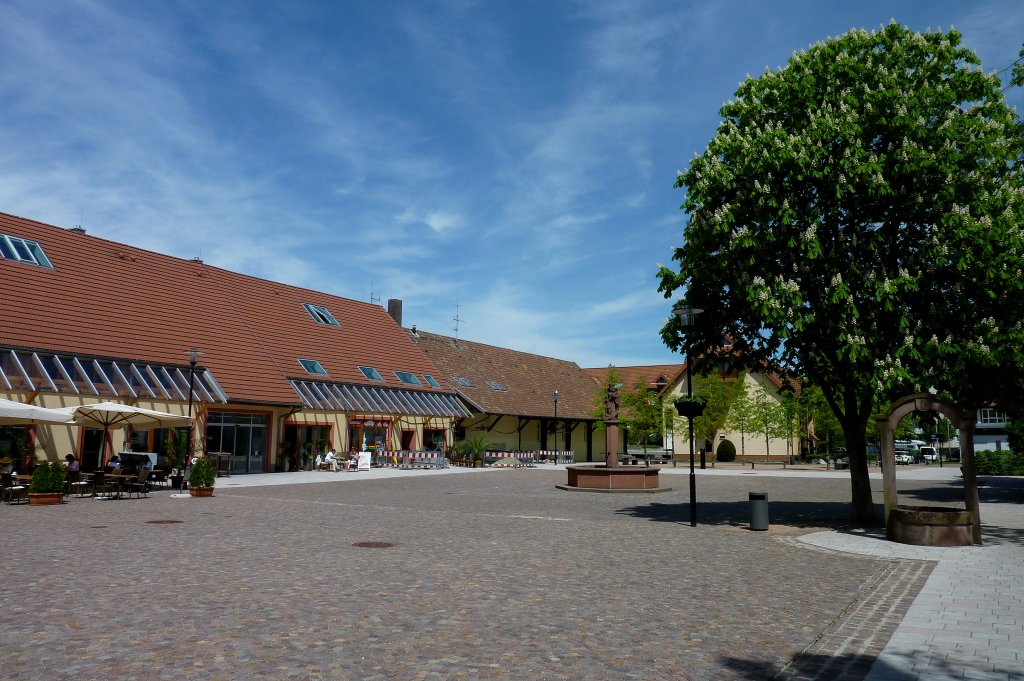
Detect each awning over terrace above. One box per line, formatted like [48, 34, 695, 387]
[0, 347, 228, 404]
[290, 380, 471, 418]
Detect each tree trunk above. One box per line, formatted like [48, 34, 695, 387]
[842, 418, 875, 522]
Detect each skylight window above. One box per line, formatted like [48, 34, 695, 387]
[422, 374, 441, 388]
[0, 233, 54, 268]
[298, 359, 328, 375]
[486, 380, 508, 392]
[394, 371, 421, 386]
[303, 303, 340, 327]
[358, 366, 384, 382]
[453, 377, 474, 388]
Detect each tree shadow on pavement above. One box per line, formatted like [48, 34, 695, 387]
[720, 646, 1024, 681]
[615, 499, 885, 529]
[899, 475, 1024, 505]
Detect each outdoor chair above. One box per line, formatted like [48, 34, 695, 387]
[1, 472, 28, 504]
[66, 470, 91, 497]
[124, 470, 150, 499]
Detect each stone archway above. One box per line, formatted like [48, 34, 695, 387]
[876, 393, 981, 545]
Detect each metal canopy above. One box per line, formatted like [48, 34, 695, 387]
[290, 380, 471, 418]
[0, 347, 228, 404]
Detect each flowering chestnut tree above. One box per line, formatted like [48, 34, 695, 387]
[658, 23, 1024, 521]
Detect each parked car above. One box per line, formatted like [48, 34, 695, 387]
[894, 453, 914, 465]
[920, 446, 938, 462]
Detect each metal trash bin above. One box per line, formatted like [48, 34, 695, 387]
[749, 491, 769, 531]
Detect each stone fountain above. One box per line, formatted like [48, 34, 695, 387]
[556, 384, 671, 493]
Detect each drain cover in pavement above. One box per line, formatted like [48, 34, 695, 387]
[145, 519, 184, 524]
[352, 541, 395, 548]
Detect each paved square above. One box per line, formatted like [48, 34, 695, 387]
[2, 470, 933, 680]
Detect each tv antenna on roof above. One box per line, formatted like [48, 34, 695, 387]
[453, 292, 465, 340]
[369, 281, 381, 306]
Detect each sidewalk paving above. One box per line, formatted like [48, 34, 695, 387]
[670, 464, 1024, 680]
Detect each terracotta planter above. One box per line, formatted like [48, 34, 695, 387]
[674, 401, 706, 418]
[473, 459, 483, 468]
[28, 492, 64, 506]
[189, 486, 214, 497]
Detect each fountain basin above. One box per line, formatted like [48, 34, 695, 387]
[556, 465, 671, 493]
[887, 505, 976, 546]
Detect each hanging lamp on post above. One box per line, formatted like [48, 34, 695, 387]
[672, 303, 703, 527]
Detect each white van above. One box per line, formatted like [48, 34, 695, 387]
[919, 446, 938, 462]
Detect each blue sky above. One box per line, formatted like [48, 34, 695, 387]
[3, 1, 1023, 368]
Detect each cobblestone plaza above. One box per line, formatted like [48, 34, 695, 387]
[2, 467, 1019, 680]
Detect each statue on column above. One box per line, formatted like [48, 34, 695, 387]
[605, 383, 620, 468]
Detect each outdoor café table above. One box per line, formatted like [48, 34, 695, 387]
[100, 473, 131, 499]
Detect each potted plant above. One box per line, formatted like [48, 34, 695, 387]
[188, 457, 216, 497]
[673, 394, 708, 418]
[28, 461, 66, 505]
[165, 431, 188, 489]
[453, 437, 489, 467]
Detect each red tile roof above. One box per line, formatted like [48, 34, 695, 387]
[0, 212, 449, 405]
[583, 364, 685, 398]
[411, 330, 600, 420]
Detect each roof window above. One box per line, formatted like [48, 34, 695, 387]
[453, 377, 474, 388]
[486, 380, 508, 392]
[298, 359, 328, 375]
[0, 233, 54, 268]
[303, 303, 340, 327]
[422, 374, 441, 388]
[394, 371, 421, 386]
[358, 366, 384, 382]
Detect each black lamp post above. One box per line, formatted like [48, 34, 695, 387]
[183, 348, 201, 492]
[553, 389, 560, 463]
[673, 303, 703, 527]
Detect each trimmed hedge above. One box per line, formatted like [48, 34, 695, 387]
[974, 450, 1024, 476]
[716, 439, 737, 462]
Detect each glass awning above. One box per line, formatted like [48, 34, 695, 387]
[0, 347, 228, 403]
[290, 379, 470, 417]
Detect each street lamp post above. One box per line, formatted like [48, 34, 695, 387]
[553, 389, 560, 464]
[183, 348, 201, 492]
[673, 303, 703, 527]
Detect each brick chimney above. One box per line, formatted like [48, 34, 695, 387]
[387, 298, 403, 327]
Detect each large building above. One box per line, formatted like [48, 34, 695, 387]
[411, 330, 607, 461]
[1, 212, 467, 473]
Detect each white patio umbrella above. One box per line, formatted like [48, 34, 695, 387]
[57, 402, 193, 430]
[0, 398, 76, 425]
[57, 402, 194, 469]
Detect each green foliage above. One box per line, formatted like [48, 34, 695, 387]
[623, 379, 664, 450]
[452, 437, 489, 461]
[673, 394, 707, 406]
[659, 23, 1024, 519]
[716, 439, 737, 462]
[974, 450, 1024, 476]
[1006, 418, 1024, 455]
[30, 461, 65, 493]
[668, 371, 741, 445]
[189, 457, 216, 488]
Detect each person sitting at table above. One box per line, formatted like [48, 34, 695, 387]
[0, 456, 14, 475]
[341, 449, 356, 471]
[64, 454, 80, 472]
[324, 447, 338, 472]
[105, 455, 121, 473]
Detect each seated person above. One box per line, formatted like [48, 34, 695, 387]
[343, 449, 358, 471]
[313, 453, 323, 470]
[324, 447, 338, 471]
[105, 455, 121, 473]
[64, 454, 80, 472]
